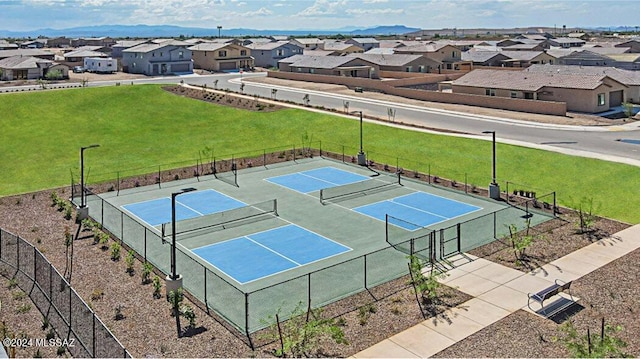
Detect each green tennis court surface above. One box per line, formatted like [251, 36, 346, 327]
[86, 157, 553, 333]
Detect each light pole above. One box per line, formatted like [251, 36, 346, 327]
[482, 131, 500, 200]
[166, 188, 197, 296]
[350, 110, 366, 165]
[78, 144, 99, 220]
[217, 25, 222, 38]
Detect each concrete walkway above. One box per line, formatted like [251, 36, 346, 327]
[354, 224, 640, 358]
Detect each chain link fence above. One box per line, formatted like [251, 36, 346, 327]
[0, 228, 131, 358]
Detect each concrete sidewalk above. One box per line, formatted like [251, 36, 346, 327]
[354, 224, 640, 358]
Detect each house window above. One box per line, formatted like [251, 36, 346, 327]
[178, 51, 184, 59]
[510, 91, 517, 98]
[310, 68, 315, 74]
[152, 52, 155, 57]
[276, 49, 284, 56]
[160, 52, 163, 57]
[485, 88, 496, 96]
[219, 50, 227, 57]
[419, 65, 425, 72]
[452, 51, 457, 58]
[405, 66, 412, 72]
[240, 50, 246, 56]
[597, 93, 605, 106]
[524, 92, 534, 99]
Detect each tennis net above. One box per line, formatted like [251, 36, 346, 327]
[319, 171, 402, 204]
[161, 199, 278, 240]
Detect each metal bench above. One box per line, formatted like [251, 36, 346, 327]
[528, 279, 574, 317]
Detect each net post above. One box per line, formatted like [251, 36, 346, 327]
[273, 199, 278, 216]
[385, 214, 389, 244]
[319, 190, 324, 204]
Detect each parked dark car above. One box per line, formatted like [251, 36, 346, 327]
[73, 66, 85, 73]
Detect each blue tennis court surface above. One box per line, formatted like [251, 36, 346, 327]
[193, 224, 351, 284]
[122, 189, 246, 226]
[355, 192, 482, 230]
[266, 166, 369, 193]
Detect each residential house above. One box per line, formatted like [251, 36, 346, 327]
[363, 48, 395, 55]
[461, 51, 511, 67]
[615, 39, 640, 53]
[605, 54, 640, 71]
[0, 49, 55, 61]
[355, 54, 440, 73]
[319, 40, 364, 55]
[451, 69, 627, 113]
[269, 36, 289, 42]
[346, 38, 380, 52]
[516, 34, 549, 41]
[499, 51, 556, 67]
[548, 37, 586, 48]
[20, 39, 47, 49]
[63, 48, 109, 67]
[111, 40, 149, 58]
[122, 41, 193, 75]
[290, 38, 324, 50]
[394, 43, 468, 70]
[0, 40, 18, 50]
[246, 41, 303, 68]
[556, 50, 615, 67]
[0, 55, 68, 80]
[188, 42, 253, 71]
[242, 38, 274, 46]
[278, 55, 378, 78]
[434, 40, 484, 52]
[526, 64, 640, 103]
[47, 37, 71, 48]
[502, 42, 547, 52]
[71, 37, 116, 48]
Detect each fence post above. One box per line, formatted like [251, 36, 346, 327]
[101, 199, 104, 225]
[68, 281, 72, 341]
[464, 173, 468, 194]
[158, 165, 161, 188]
[342, 145, 345, 163]
[553, 191, 558, 216]
[456, 223, 461, 254]
[363, 255, 368, 290]
[144, 230, 147, 262]
[263, 150, 266, 168]
[16, 233, 20, 270]
[49, 262, 53, 300]
[244, 293, 254, 350]
[120, 212, 124, 240]
[203, 267, 208, 310]
[506, 181, 510, 201]
[0, 228, 3, 260]
[92, 313, 96, 358]
[493, 211, 497, 239]
[428, 164, 431, 184]
[33, 246, 37, 282]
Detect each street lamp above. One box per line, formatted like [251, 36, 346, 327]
[166, 188, 197, 296]
[350, 110, 366, 165]
[482, 131, 500, 200]
[78, 144, 100, 220]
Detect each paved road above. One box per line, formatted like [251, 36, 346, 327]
[5, 72, 639, 165]
[183, 73, 640, 166]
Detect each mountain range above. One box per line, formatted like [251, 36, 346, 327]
[0, 24, 420, 39]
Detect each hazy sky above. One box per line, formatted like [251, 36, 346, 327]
[1, 0, 639, 31]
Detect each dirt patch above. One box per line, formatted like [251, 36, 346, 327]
[163, 84, 285, 112]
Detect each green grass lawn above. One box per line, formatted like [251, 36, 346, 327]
[1, 85, 638, 224]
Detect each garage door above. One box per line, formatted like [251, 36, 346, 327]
[610, 90, 623, 107]
[172, 64, 190, 73]
[219, 62, 236, 71]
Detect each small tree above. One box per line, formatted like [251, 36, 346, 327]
[45, 69, 63, 80]
[622, 102, 634, 119]
[168, 289, 184, 337]
[575, 197, 598, 234]
[262, 303, 347, 357]
[408, 255, 446, 305]
[125, 250, 135, 275]
[557, 319, 630, 358]
[141, 261, 153, 284]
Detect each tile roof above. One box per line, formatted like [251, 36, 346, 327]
[355, 54, 425, 66]
[461, 51, 507, 62]
[526, 64, 640, 86]
[499, 50, 550, 61]
[64, 49, 108, 58]
[126, 42, 188, 53]
[348, 38, 379, 44]
[187, 42, 229, 51]
[452, 69, 612, 91]
[286, 55, 362, 69]
[0, 55, 53, 69]
[0, 49, 54, 58]
[246, 41, 293, 51]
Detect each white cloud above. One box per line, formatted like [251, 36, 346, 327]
[362, 0, 388, 3]
[299, 0, 348, 16]
[245, 6, 273, 16]
[346, 8, 404, 15]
